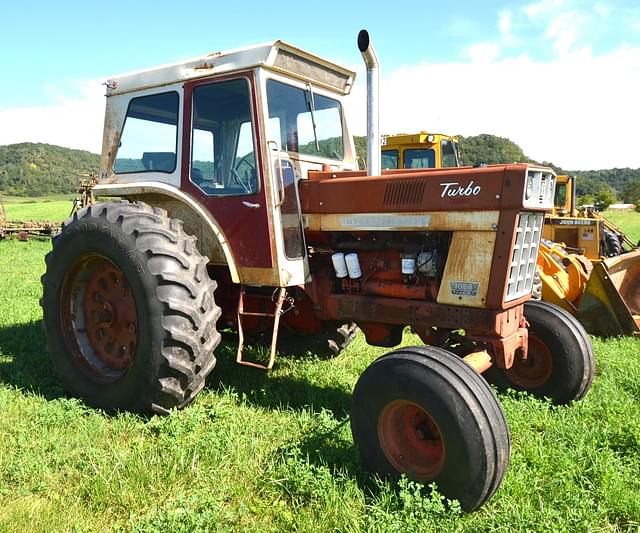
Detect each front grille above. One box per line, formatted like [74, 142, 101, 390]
[505, 212, 543, 302]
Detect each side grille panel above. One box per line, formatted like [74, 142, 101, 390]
[383, 179, 426, 206]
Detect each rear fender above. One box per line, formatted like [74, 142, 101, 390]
[93, 182, 239, 283]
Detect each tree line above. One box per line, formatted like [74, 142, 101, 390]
[2, 139, 640, 210]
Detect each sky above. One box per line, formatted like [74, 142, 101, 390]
[0, 0, 639, 170]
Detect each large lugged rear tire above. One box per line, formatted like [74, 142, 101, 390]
[351, 346, 510, 512]
[41, 201, 221, 415]
[485, 301, 595, 404]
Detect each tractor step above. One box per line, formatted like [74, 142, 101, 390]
[236, 286, 290, 370]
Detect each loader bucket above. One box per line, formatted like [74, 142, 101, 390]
[577, 248, 640, 336]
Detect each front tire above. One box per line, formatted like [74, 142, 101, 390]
[350, 346, 510, 512]
[485, 301, 595, 404]
[41, 201, 221, 414]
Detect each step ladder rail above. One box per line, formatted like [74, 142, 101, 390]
[236, 286, 289, 370]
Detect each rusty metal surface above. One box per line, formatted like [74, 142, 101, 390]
[83, 259, 137, 371]
[503, 334, 552, 388]
[300, 164, 544, 214]
[322, 292, 523, 334]
[378, 400, 445, 480]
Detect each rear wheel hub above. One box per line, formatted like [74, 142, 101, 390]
[61, 255, 139, 381]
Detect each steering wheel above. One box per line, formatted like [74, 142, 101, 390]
[230, 168, 252, 194]
[230, 155, 256, 194]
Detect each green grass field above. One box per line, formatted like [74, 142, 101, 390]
[1, 205, 640, 531]
[1, 195, 73, 222]
[603, 209, 640, 244]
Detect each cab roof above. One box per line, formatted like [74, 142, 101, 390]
[382, 131, 459, 147]
[105, 41, 356, 97]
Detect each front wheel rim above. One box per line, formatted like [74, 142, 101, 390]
[505, 335, 553, 389]
[377, 400, 445, 479]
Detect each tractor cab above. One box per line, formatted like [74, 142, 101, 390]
[97, 41, 358, 289]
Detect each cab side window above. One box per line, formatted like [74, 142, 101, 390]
[382, 149, 399, 169]
[114, 92, 179, 174]
[441, 139, 459, 168]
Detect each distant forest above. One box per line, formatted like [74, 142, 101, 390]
[2, 138, 640, 207]
[0, 143, 99, 196]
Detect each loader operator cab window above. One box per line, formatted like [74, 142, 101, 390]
[404, 148, 436, 169]
[190, 78, 258, 196]
[266, 80, 344, 160]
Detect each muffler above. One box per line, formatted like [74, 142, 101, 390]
[358, 29, 381, 176]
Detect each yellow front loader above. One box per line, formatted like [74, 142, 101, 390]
[540, 174, 640, 336]
[537, 240, 640, 336]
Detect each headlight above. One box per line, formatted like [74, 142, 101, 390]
[525, 175, 535, 200]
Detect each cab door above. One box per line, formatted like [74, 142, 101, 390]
[267, 145, 308, 285]
[181, 73, 279, 286]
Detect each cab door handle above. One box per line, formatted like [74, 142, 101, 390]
[242, 201, 260, 209]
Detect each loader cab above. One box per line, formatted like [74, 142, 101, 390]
[381, 132, 460, 170]
[99, 41, 357, 288]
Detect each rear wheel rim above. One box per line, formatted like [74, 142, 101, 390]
[61, 254, 138, 382]
[505, 335, 553, 389]
[378, 400, 445, 479]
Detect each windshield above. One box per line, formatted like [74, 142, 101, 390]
[266, 79, 344, 160]
[404, 148, 435, 169]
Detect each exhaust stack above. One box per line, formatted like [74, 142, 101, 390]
[358, 29, 380, 176]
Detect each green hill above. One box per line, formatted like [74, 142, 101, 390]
[3, 138, 640, 203]
[457, 134, 532, 166]
[0, 143, 99, 196]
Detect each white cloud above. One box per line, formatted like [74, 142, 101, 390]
[464, 42, 501, 63]
[525, 0, 567, 19]
[544, 10, 587, 56]
[498, 10, 513, 40]
[347, 45, 640, 170]
[0, 81, 104, 153]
